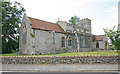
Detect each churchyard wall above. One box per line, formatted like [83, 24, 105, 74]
[1, 56, 118, 64]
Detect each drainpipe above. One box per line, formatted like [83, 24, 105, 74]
[52, 31, 55, 65]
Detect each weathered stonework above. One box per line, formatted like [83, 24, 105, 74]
[92, 35, 110, 50]
[19, 14, 110, 55]
[1, 56, 118, 64]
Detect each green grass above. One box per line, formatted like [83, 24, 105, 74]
[1, 50, 118, 56]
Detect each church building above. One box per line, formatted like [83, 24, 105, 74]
[19, 14, 109, 55]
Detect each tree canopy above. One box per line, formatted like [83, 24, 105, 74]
[1, 1, 25, 53]
[69, 16, 80, 25]
[104, 26, 120, 52]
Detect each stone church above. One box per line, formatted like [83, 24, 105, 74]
[19, 14, 110, 55]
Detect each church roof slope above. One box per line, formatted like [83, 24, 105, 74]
[28, 17, 65, 33]
[94, 35, 104, 41]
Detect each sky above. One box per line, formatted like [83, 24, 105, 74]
[12, 0, 119, 35]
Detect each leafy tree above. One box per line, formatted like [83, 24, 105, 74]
[69, 16, 80, 25]
[110, 44, 116, 50]
[1, 1, 25, 53]
[104, 26, 120, 53]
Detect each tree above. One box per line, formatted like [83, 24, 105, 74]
[69, 16, 80, 25]
[104, 26, 120, 53]
[69, 16, 80, 51]
[1, 1, 25, 53]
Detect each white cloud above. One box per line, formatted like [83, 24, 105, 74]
[92, 5, 118, 35]
[11, 0, 118, 35]
[92, 19, 105, 35]
[105, 10, 113, 13]
[105, 6, 117, 13]
[104, 6, 118, 30]
[94, 0, 119, 3]
[111, 6, 118, 11]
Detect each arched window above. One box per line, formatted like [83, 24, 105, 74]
[96, 42, 99, 48]
[68, 36, 71, 46]
[22, 22, 26, 32]
[61, 37, 65, 47]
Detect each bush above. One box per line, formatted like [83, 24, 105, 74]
[110, 45, 116, 50]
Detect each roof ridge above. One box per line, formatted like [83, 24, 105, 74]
[96, 35, 105, 36]
[28, 17, 57, 25]
[28, 16, 65, 33]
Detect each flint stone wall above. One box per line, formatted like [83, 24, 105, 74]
[1, 56, 118, 64]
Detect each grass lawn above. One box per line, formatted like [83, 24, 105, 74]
[1, 50, 118, 56]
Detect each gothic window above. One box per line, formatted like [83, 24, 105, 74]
[30, 29, 35, 38]
[96, 42, 99, 48]
[61, 37, 65, 47]
[68, 36, 71, 46]
[88, 22, 91, 25]
[22, 21, 26, 32]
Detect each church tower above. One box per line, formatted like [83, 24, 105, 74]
[78, 18, 91, 34]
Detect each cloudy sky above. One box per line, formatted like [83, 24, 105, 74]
[12, 0, 119, 35]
